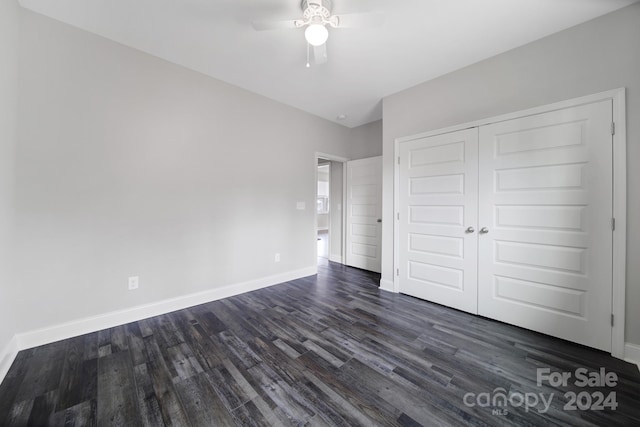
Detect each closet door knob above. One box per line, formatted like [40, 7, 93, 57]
[465, 227, 475, 233]
[479, 227, 489, 234]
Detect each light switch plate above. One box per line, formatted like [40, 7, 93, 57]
[296, 202, 306, 210]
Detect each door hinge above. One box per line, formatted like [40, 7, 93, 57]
[612, 218, 616, 231]
[397, 212, 400, 220]
[611, 314, 614, 327]
[611, 122, 615, 136]
[396, 268, 400, 276]
[397, 156, 401, 165]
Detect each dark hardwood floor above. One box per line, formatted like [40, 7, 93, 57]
[1, 259, 639, 426]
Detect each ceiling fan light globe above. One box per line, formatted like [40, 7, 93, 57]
[305, 24, 328, 46]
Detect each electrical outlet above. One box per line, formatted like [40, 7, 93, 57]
[128, 276, 139, 290]
[275, 253, 280, 262]
[296, 202, 306, 210]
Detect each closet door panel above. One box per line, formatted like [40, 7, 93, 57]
[398, 128, 479, 314]
[477, 100, 613, 351]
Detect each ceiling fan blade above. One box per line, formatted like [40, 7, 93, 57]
[331, 11, 384, 29]
[313, 43, 328, 65]
[251, 19, 300, 31]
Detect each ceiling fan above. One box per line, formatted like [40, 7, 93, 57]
[252, 0, 383, 67]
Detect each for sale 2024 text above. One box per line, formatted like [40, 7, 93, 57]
[537, 367, 618, 411]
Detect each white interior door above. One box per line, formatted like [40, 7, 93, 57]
[398, 128, 479, 314]
[346, 156, 382, 273]
[478, 100, 613, 351]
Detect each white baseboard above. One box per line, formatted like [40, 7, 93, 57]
[624, 342, 640, 371]
[0, 335, 19, 384]
[1, 266, 317, 384]
[329, 253, 342, 263]
[379, 278, 396, 293]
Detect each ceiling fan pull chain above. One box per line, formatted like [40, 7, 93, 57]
[306, 42, 311, 68]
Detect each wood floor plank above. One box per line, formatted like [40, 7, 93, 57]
[341, 357, 470, 427]
[56, 335, 98, 412]
[56, 335, 84, 411]
[14, 341, 67, 403]
[3, 398, 34, 426]
[27, 390, 58, 426]
[48, 400, 96, 427]
[230, 399, 271, 427]
[171, 310, 226, 372]
[96, 350, 141, 426]
[81, 332, 99, 361]
[165, 342, 205, 381]
[141, 335, 190, 426]
[110, 325, 129, 353]
[219, 358, 284, 425]
[126, 323, 148, 367]
[192, 306, 228, 335]
[174, 372, 236, 427]
[0, 350, 33, 423]
[132, 363, 165, 427]
[246, 361, 317, 425]
[207, 364, 252, 412]
[298, 348, 401, 426]
[217, 330, 262, 370]
[301, 368, 387, 427]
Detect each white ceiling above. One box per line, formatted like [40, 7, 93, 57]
[18, 0, 637, 128]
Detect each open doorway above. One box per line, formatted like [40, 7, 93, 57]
[317, 162, 330, 259]
[315, 154, 347, 265]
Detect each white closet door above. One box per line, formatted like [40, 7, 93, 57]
[478, 100, 613, 351]
[399, 128, 479, 314]
[346, 156, 382, 273]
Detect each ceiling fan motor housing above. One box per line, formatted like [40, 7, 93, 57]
[302, 0, 333, 23]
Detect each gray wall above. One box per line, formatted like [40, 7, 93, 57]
[12, 9, 353, 334]
[350, 120, 383, 159]
[317, 214, 329, 231]
[0, 0, 19, 362]
[382, 3, 640, 344]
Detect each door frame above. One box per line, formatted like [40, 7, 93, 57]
[392, 88, 627, 359]
[315, 152, 349, 264]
